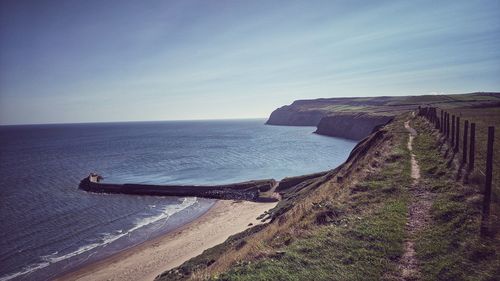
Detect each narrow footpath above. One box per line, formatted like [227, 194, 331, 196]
[398, 119, 433, 280]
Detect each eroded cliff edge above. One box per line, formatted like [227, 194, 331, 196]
[265, 100, 395, 140]
[265, 105, 326, 126]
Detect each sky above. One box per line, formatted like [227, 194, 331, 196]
[1, 0, 499, 125]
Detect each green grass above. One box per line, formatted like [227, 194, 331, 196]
[411, 118, 500, 281]
[156, 113, 499, 281]
[212, 124, 412, 281]
[292, 93, 500, 112]
[444, 107, 500, 199]
[214, 200, 407, 281]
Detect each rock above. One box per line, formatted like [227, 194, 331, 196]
[314, 113, 394, 140]
[266, 105, 326, 126]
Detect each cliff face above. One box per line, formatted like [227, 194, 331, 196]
[265, 98, 397, 139]
[314, 113, 394, 140]
[265, 103, 394, 140]
[265, 105, 326, 126]
[265, 93, 500, 139]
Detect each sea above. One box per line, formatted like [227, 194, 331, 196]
[0, 119, 356, 280]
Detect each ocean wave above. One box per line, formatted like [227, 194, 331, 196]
[0, 197, 198, 281]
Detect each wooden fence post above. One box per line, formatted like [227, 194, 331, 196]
[454, 117, 460, 153]
[463, 120, 469, 163]
[444, 111, 447, 133]
[451, 115, 455, 146]
[481, 126, 495, 236]
[440, 110, 444, 133]
[446, 113, 450, 139]
[434, 108, 439, 129]
[445, 113, 447, 137]
[469, 123, 476, 171]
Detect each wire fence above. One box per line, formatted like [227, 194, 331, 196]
[417, 106, 495, 237]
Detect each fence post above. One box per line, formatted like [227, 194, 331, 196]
[444, 112, 448, 138]
[434, 108, 439, 129]
[481, 126, 495, 236]
[454, 117, 460, 153]
[440, 110, 444, 133]
[446, 113, 450, 139]
[451, 115, 455, 146]
[469, 123, 476, 171]
[463, 120, 469, 163]
[443, 112, 448, 138]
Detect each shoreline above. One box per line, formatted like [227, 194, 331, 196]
[55, 199, 277, 281]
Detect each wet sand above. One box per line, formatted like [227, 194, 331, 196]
[56, 200, 277, 281]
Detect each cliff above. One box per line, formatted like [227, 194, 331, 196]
[156, 109, 500, 280]
[314, 113, 393, 140]
[265, 92, 500, 140]
[266, 103, 395, 140]
[265, 106, 326, 126]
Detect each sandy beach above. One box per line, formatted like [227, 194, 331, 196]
[55, 200, 277, 281]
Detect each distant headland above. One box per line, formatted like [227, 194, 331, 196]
[266, 92, 500, 140]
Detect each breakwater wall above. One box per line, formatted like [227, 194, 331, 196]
[79, 176, 278, 202]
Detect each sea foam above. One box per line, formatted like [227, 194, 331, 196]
[0, 197, 197, 281]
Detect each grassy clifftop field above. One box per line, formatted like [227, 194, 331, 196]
[266, 92, 500, 125]
[156, 100, 500, 280]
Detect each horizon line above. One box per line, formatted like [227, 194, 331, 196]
[0, 116, 268, 127]
[2, 91, 499, 126]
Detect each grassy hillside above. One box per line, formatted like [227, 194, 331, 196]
[156, 103, 500, 281]
[286, 92, 500, 116]
[157, 115, 411, 281]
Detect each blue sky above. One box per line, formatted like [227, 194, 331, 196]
[1, 0, 499, 125]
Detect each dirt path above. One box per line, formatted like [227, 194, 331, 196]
[398, 120, 432, 280]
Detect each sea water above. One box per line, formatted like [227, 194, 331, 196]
[0, 119, 356, 280]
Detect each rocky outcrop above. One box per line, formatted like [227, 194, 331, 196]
[314, 113, 393, 140]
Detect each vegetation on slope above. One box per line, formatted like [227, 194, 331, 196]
[156, 108, 500, 281]
[156, 116, 412, 280]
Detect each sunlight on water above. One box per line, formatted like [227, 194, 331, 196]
[0, 119, 356, 280]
